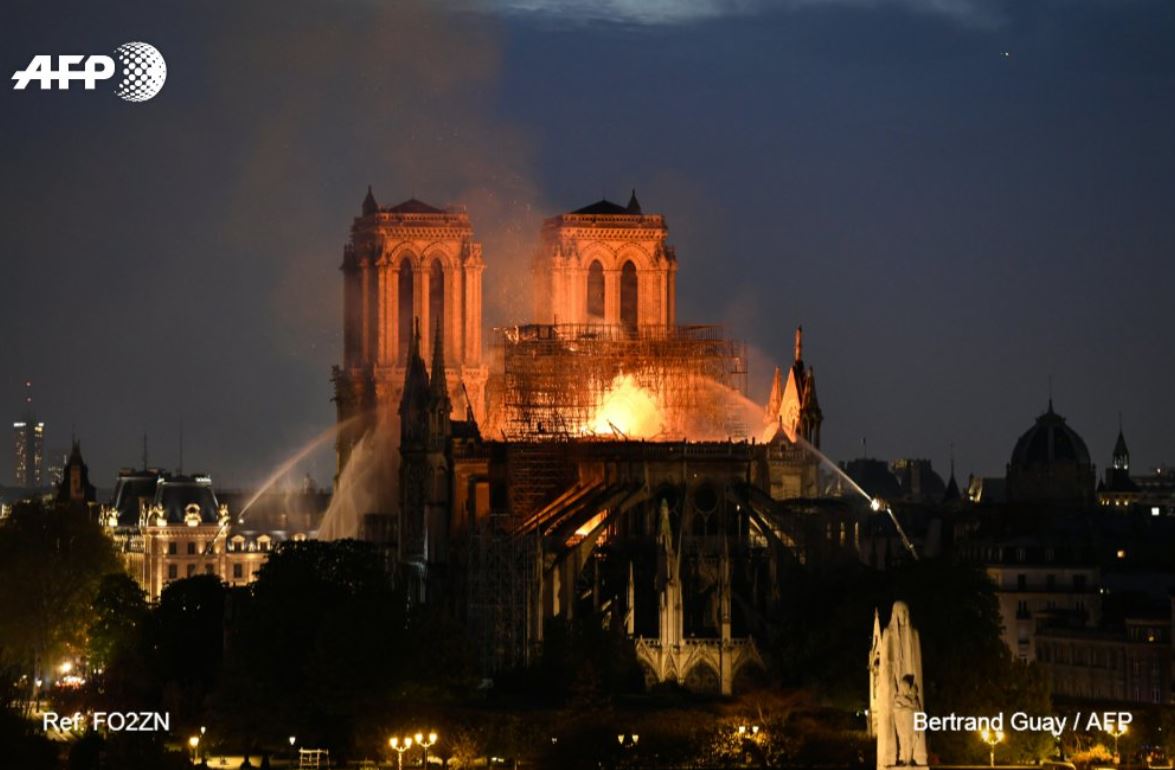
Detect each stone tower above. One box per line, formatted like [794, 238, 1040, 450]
[532, 191, 678, 332]
[334, 188, 488, 476]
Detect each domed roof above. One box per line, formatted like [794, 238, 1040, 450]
[1010, 400, 1091, 468]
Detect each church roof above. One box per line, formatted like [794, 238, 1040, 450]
[1010, 400, 1092, 468]
[384, 198, 446, 215]
[571, 195, 643, 216]
[1112, 430, 1130, 461]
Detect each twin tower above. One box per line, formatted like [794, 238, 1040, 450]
[332, 188, 679, 474]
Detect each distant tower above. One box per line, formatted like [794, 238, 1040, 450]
[333, 188, 488, 477]
[55, 440, 97, 506]
[1097, 417, 1139, 507]
[532, 191, 678, 332]
[13, 380, 44, 487]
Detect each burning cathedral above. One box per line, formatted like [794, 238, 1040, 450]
[330, 189, 829, 694]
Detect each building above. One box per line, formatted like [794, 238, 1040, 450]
[102, 468, 292, 600]
[55, 440, 97, 508]
[333, 191, 489, 482]
[13, 417, 44, 487]
[1006, 400, 1096, 506]
[336, 191, 832, 693]
[1098, 428, 1142, 509]
[1035, 602, 1173, 705]
[972, 538, 1102, 662]
[530, 191, 677, 331]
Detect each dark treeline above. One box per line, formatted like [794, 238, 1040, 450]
[1, 499, 1057, 768]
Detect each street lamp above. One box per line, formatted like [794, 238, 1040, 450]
[980, 728, 1004, 767]
[188, 735, 200, 764]
[390, 736, 413, 770]
[617, 733, 640, 749]
[1109, 724, 1128, 761]
[416, 731, 438, 767]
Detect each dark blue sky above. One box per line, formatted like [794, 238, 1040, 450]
[2, 0, 1173, 489]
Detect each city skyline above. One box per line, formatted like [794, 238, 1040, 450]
[3, 0, 1173, 488]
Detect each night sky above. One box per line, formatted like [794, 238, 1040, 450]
[3, 0, 1173, 490]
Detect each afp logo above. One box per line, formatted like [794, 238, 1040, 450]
[12, 42, 166, 102]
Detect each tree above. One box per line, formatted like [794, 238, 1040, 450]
[149, 574, 228, 722]
[0, 499, 120, 706]
[88, 573, 148, 671]
[213, 539, 407, 752]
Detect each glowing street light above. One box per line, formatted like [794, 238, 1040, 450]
[980, 728, 1004, 767]
[617, 733, 640, 749]
[188, 735, 200, 763]
[416, 731, 438, 767]
[1109, 723, 1128, 760]
[389, 736, 413, 770]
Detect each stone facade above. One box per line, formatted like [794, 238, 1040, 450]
[531, 194, 677, 332]
[334, 191, 488, 478]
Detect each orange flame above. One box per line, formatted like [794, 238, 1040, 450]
[587, 374, 664, 438]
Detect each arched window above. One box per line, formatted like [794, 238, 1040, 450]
[620, 260, 638, 333]
[587, 260, 605, 319]
[398, 260, 413, 362]
[429, 259, 445, 357]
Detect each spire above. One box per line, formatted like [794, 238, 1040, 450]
[399, 316, 430, 424]
[626, 188, 642, 214]
[765, 366, 783, 420]
[944, 443, 960, 502]
[362, 185, 378, 216]
[794, 325, 803, 364]
[1112, 420, 1130, 471]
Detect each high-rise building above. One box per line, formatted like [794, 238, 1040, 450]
[12, 380, 44, 488]
[13, 419, 44, 488]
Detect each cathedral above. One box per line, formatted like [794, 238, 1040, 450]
[334, 189, 830, 694]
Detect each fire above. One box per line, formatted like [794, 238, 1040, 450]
[587, 374, 664, 438]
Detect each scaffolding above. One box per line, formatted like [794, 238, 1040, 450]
[490, 324, 749, 442]
[467, 511, 532, 673]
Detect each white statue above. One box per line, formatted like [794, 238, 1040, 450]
[869, 601, 928, 769]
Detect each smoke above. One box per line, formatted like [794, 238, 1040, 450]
[485, 0, 1003, 27]
[317, 424, 398, 541]
[200, 0, 551, 355]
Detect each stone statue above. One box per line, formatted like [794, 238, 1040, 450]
[869, 601, 928, 769]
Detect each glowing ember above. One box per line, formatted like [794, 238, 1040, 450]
[588, 374, 664, 438]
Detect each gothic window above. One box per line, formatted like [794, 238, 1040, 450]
[620, 260, 638, 332]
[398, 260, 414, 362]
[587, 260, 605, 319]
[429, 259, 445, 353]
